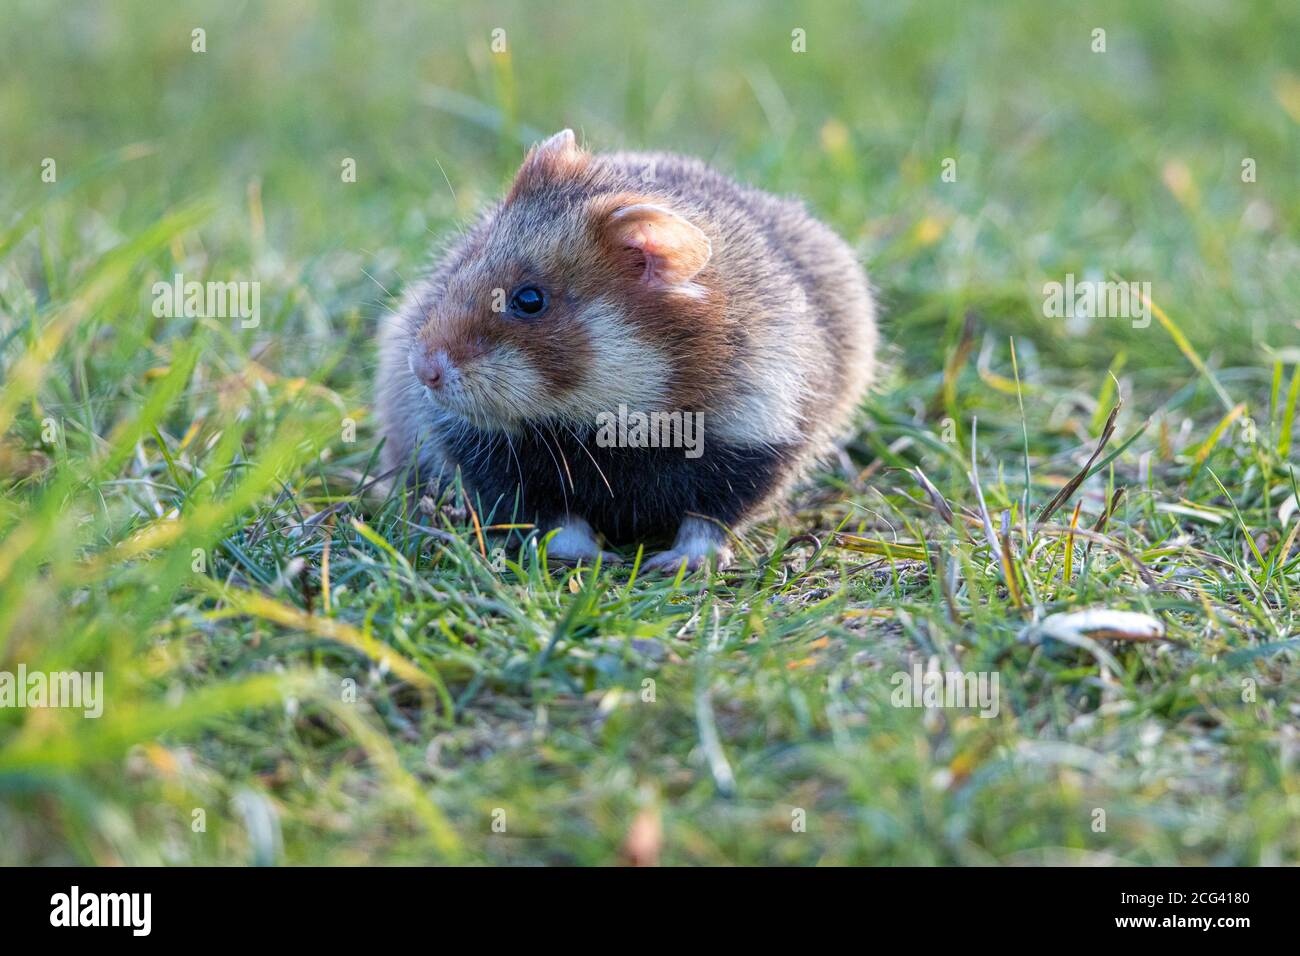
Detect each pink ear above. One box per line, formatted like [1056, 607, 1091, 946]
[607, 203, 712, 286]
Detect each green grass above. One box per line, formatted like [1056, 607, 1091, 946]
[2, 0, 1299, 865]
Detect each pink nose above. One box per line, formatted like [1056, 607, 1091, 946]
[411, 349, 450, 391]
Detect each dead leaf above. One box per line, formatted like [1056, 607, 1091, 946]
[622, 806, 662, 867]
[1039, 609, 1165, 643]
[1279, 494, 1298, 527]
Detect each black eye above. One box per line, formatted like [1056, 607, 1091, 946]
[508, 285, 547, 318]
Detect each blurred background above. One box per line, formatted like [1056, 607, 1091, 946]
[4, 0, 1298, 384]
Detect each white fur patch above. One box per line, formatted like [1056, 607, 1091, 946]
[707, 281, 817, 447]
[709, 354, 811, 447]
[555, 297, 672, 424]
[545, 518, 602, 560]
[672, 516, 725, 553]
[544, 516, 620, 564]
[433, 342, 545, 431]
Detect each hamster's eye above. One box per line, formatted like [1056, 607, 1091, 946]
[507, 285, 547, 318]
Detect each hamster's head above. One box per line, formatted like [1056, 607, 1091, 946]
[409, 129, 728, 432]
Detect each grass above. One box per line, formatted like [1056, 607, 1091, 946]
[2, 0, 1299, 865]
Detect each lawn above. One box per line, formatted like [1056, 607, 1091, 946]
[1, 0, 1298, 865]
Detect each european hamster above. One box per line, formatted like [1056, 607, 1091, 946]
[376, 130, 876, 571]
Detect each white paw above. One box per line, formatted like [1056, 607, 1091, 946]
[642, 543, 732, 574]
[550, 548, 621, 567]
[543, 521, 621, 566]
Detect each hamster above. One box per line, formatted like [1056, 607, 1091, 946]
[376, 130, 876, 571]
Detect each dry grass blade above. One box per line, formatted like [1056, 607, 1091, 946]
[1279, 364, 1300, 458]
[1091, 487, 1126, 535]
[1035, 525, 1163, 590]
[1189, 402, 1248, 483]
[1035, 400, 1122, 527]
[1063, 500, 1082, 586]
[1140, 287, 1235, 412]
[835, 534, 929, 561]
[931, 543, 961, 624]
[1084, 487, 1126, 561]
[910, 466, 955, 526]
[209, 585, 453, 690]
[999, 511, 1024, 609]
[968, 418, 1002, 559]
[928, 310, 978, 418]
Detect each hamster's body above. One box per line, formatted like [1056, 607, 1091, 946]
[376, 131, 876, 570]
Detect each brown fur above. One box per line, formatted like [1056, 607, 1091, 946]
[375, 130, 877, 547]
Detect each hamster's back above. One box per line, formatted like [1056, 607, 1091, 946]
[599, 151, 877, 453]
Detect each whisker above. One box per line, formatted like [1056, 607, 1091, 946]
[561, 421, 614, 499]
[527, 420, 569, 517]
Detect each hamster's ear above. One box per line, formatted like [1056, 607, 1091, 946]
[604, 202, 712, 287]
[509, 129, 587, 196]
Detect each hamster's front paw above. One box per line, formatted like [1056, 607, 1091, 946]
[542, 517, 621, 566]
[642, 517, 733, 574]
[642, 545, 732, 574]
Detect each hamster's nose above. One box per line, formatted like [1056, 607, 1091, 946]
[410, 349, 450, 391]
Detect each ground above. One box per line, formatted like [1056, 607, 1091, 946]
[1, 0, 1298, 865]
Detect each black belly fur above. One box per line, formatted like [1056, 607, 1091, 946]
[436, 421, 797, 544]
